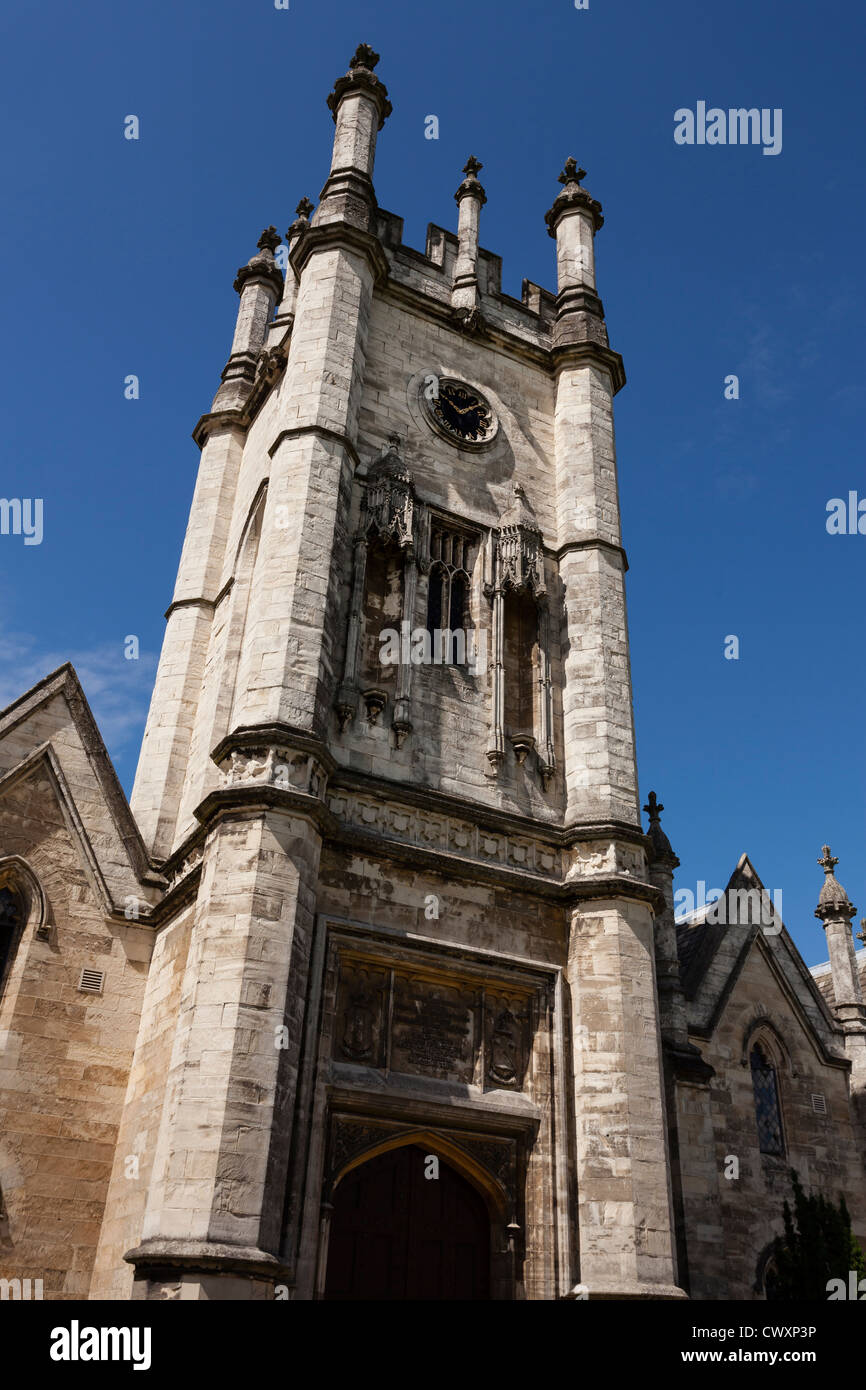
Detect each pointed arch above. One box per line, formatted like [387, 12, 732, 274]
[0, 856, 49, 996]
[330, 1128, 509, 1220]
[740, 1013, 796, 1078]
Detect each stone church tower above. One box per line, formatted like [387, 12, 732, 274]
[1, 44, 864, 1302]
[119, 40, 677, 1300]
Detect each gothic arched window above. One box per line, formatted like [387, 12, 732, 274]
[0, 884, 24, 989]
[750, 1042, 785, 1156]
[425, 525, 474, 667]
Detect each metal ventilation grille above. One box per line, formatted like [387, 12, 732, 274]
[811, 1093, 827, 1115]
[78, 968, 105, 995]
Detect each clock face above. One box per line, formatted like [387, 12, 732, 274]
[422, 377, 498, 448]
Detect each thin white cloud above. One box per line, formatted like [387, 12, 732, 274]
[0, 630, 157, 758]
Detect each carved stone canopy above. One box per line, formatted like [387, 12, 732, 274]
[363, 436, 416, 551]
[494, 484, 546, 597]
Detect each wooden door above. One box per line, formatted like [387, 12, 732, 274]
[324, 1144, 491, 1300]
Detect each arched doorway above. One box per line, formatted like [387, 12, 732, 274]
[324, 1144, 491, 1300]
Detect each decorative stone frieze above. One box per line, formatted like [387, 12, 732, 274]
[326, 788, 561, 880]
[217, 746, 329, 800]
[564, 838, 647, 882]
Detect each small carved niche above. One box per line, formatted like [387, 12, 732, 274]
[360, 543, 403, 688]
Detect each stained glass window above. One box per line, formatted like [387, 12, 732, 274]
[750, 1043, 784, 1156]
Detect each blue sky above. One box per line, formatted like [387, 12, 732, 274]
[1, 0, 863, 965]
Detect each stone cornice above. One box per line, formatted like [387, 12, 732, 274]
[290, 221, 390, 286]
[124, 1239, 292, 1283]
[192, 331, 292, 449]
[232, 262, 283, 299]
[195, 782, 330, 836]
[552, 342, 626, 394]
[191, 408, 247, 451]
[151, 745, 661, 914]
[545, 183, 604, 237]
[267, 423, 362, 470]
[146, 723, 660, 915]
[163, 595, 216, 621]
[187, 782, 662, 910]
[555, 538, 629, 572]
[327, 66, 392, 131]
[210, 722, 339, 776]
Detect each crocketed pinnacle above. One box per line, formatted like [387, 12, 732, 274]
[644, 791, 678, 868]
[233, 226, 283, 295]
[815, 844, 856, 922]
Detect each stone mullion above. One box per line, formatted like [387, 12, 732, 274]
[441, 568, 452, 661]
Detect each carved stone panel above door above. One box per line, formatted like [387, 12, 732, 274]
[332, 943, 538, 1093]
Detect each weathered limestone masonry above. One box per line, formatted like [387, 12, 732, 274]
[670, 851, 866, 1299]
[545, 158, 680, 1300]
[116, 42, 681, 1300]
[0, 669, 161, 1298]
[4, 42, 865, 1302]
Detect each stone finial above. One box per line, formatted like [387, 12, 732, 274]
[558, 157, 587, 186]
[454, 154, 487, 207]
[544, 156, 603, 237]
[327, 41, 392, 129]
[350, 43, 380, 71]
[499, 482, 541, 534]
[815, 844, 856, 923]
[256, 226, 281, 254]
[233, 226, 283, 296]
[367, 433, 411, 484]
[819, 844, 839, 875]
[859, 919, 866, 948]
[287, 198, 314, 240]
[643, 791, 678, 868]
